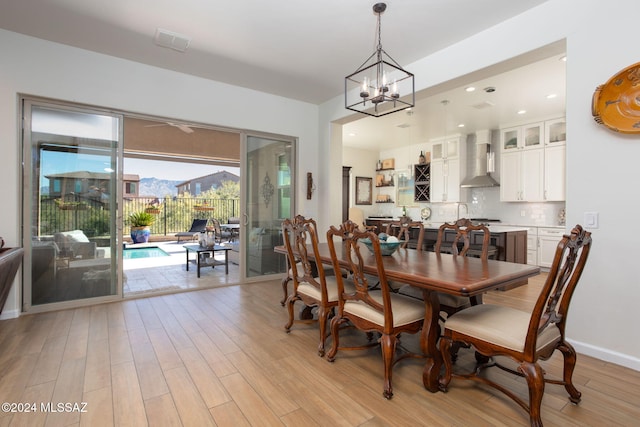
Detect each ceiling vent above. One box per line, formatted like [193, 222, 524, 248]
[154, 28, 191, 53]
[396, 123, 411, 128]
[471, 101, 495, 110]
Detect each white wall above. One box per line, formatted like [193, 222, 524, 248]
[321, 0, 640, 371]
[0, 29, 319, 318]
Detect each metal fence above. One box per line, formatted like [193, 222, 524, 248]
[38, 195, 240, 238]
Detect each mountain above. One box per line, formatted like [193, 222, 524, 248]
[139, 177, 180, 198]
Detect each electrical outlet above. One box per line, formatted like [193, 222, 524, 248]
[520, 210, 526, 217]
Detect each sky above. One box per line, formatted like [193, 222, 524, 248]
[40, 151, 239, 189]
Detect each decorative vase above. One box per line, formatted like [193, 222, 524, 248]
[199, 230, 217, 249]
[130, 226, 150, 243]
[419, 151, 426, 164]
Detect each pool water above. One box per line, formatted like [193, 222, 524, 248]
[123, 247, 170, 259]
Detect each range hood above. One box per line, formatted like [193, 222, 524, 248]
[460, 130, 500, 188]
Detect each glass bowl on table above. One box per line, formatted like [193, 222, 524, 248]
[360, 235, 403, 256]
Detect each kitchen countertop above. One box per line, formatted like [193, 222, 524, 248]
[422, 223, 529, 233]
[501, 223, 565, 229]
[367, 217, 564, 232]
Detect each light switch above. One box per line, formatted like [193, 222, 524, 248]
[584, 211, 599, 228]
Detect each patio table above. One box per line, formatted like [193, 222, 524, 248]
[184, 244, 231, 277]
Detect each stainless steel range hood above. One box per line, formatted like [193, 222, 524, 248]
[460, 130, 500, 188]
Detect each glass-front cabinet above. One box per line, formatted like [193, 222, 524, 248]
[545, 118, 566, 146]
[501, 122, 543, 151]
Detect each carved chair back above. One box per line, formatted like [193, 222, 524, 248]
[327, 220, 395, 334]
[434, 218, 491, 260]
[385, 216, 425, 250]
[281, 215, 328, 302]
[526, 224, 592, 355]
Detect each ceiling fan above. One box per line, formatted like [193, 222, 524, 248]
[144, 121, 194, 134]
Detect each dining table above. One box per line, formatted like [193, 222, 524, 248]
[274, 242, 540, 393]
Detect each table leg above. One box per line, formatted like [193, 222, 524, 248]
[185, 249, 189, 271]
[224, 250, 228, 274]
[421, 289, 444, 393]
[197, 252, 201, 278]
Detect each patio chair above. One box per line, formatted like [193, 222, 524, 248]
[175, 219, 208, 242]
[211, 219, 232, 243]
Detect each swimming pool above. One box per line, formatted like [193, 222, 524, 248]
[123, 246, 170, 259]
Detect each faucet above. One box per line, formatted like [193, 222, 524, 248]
[457, 203, 468, 220]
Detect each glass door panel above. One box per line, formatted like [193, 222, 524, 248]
[243, 135, 294, 278]
[23, 101, 121, 309]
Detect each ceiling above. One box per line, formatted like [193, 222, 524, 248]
[1, 0, 548, 104]
[0, 0, 562, 151]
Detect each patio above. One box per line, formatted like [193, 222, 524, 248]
[122, 239, 240, 297]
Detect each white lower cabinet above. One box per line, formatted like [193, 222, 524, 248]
[538, 227, 565, 268]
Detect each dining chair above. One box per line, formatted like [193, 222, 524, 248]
[279, 215, 338, 306]
[434, 218, 497, 315]
[384, 216, 425, 250]
[439, 225, 592, 427]
[348, 207, 376, 232]
[282, 215, 350, 357]
[325, 220, 425, 399]
[397, 219, 492, 310]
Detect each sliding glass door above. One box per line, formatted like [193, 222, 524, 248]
[243, 134, 294, 278]
[22, 99, 122, 311]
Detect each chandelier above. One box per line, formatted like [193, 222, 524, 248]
[345, 3, 415, 118]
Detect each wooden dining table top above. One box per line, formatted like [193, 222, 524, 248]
[276, 242, 540, 297]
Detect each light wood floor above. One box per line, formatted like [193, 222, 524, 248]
[1, 273, 639, 426]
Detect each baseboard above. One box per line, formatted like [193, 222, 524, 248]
[0, 308, 21, 320]
[569, 338, 640, 372]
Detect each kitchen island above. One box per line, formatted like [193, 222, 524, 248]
[365, 218, 528, 264]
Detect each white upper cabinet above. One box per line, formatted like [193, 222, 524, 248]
[431, 137, 460, 160]
[430, 135, 466, 203]
[500, 118, 565, 202]
[501, 122, 544, 152]
[545, 118, 566, 146]
[544, 145, 566, 201]
[501, 148, 544, 202]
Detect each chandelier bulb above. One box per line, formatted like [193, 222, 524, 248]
[360, 77, 370, 98]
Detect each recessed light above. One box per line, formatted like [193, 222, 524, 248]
[348, 132, 356, 137]
[484, 86, 496, 93]
[559, 55, 567, 62]
[457, 123, 465, 128]
[517, 110, 527, 115]
[546, 93, 557, 99]
[465, 87, 475, 92]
